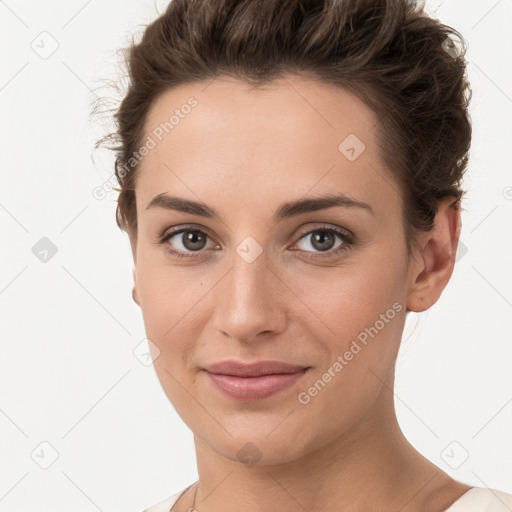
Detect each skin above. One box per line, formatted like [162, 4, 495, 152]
[130, 75, 471, 511]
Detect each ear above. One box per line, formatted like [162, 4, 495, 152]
[127, 228, 140, 306]
[128, 228, 137, 264]
[132, 267, 140, 306]
[406, 196, 462, 313]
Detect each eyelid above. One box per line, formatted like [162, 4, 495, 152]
[294, 224, 353, 241]
[158, 223, 217, 242]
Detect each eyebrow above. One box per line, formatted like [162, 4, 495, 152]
[145, 191, 375, 223]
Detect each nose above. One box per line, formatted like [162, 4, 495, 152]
[211, 246, 288, 343]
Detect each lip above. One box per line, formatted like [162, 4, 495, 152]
[202, 360, 310, 401]
[203, 360, 309, 377]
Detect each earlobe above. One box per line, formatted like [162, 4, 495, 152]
[132, 286, 140, 306]
[406, 197, 461, 313]
[132, 268, 140, 306]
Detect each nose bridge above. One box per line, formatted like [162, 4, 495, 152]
[213, 243, 286, 341]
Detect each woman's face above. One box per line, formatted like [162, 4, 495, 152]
[131, 75, 418, 464]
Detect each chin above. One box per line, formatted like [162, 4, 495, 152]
[192, 419, 319, 467]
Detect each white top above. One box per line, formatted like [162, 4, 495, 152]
[142, 485, 512, 512]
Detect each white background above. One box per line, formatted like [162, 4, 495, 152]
[0, 0, 511, 510]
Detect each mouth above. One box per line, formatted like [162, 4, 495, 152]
[203, 359, 310, 377]
[202, 360, 311, 401]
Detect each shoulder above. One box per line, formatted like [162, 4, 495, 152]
[141, 483, 194, 512]
[444, 487, 512, 511]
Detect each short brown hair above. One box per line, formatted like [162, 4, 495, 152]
[96, 0, 472, 256]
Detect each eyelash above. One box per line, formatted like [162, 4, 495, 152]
[156, 224, 355, 260]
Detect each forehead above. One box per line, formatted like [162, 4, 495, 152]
[136, 75, 401, 218]
[143, 75, 379, 152]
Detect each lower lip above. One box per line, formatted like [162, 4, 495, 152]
[204, 369, 308, 401]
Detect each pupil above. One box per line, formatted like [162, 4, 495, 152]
[313, 231, 334, 251]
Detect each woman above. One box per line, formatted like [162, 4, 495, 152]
[98, 0, 512, 510]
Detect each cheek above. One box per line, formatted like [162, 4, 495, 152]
[136, 263, 208, 415]
[303, 249, 407, 341]
[135, 259, 209, 357]
[293, 275, 406, 445]
[297, 241, 408, 392]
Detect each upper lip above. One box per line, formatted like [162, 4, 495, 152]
[203, 360, 309, 377]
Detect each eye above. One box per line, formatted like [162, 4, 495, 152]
[158, 226, 218, 259]
[293, 226, 354, 258]
[157, 224, 355, 260]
